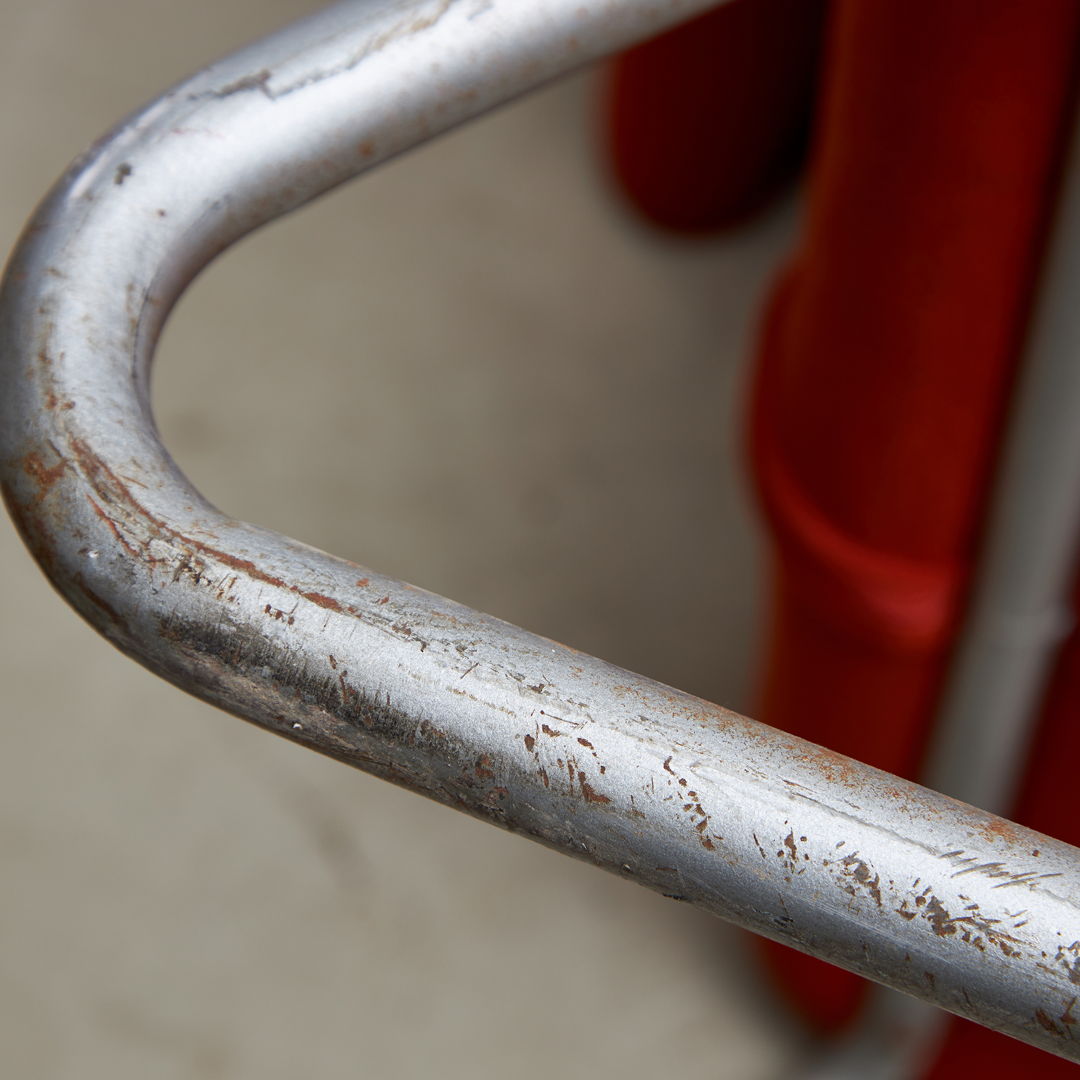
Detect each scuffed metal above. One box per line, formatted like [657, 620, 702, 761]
[1, 0, 1079, 1062]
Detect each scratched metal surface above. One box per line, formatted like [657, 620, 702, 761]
[2, 0, 1079, 1066]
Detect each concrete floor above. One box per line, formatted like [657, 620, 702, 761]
[1, 3, 806, 1076]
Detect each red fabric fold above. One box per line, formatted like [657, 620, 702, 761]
[605, 0, 826, 231]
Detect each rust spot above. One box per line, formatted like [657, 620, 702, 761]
[33, 435, 382, 647]
[577, 738, 593, 749]
[841, 855, 883, 907]
[663, 756, 675, 776]
[539, 767, 549, 788]
[378, 596, 390, 605]
[85, 497, 142, 559]
[541, 723, 561, 737]
[359, 140, 376, 158]
[1035, 1009, 1061, 1036]
[578, 773, 610, 804]
[301, 591, 343, 613]
[926, 897, 954, 937]
[114, 162, 133, 185]
[475, 754, 495, 779]
[337, 671, 358, 705]
[1062, 997, 1078, 1028]
[701, 838, 716, 851]
[355, 578, 370, 587]
[204, 548, 285, 590]
[22, 452, 66, 497]
[523, 735, 535, 752]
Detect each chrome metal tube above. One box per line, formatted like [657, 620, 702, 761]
[2, 0, 1079, 1062]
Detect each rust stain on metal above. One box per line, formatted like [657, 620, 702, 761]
[578, 772, 609, 805]
[59, 435, 391, 628]
[797, 744, 862, 788]
[841, 854, 883, 907]
[85, 497, 142, 559]
[22, 451, 67, 497]
[925, 895, 954, 938]
[896, 888, 1024, 956]
[475, 754, 495, 779]
[212, 69, 272, 98]
[302, 590, 343, 613]
[523, 734, 535, 752]
[1056, 943, 1080, 985]
[43, 392, 74, 411]
[72, 573, 122, 625]
[263, 604, 294, 625]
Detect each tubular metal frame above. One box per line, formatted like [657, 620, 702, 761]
[2, 0, 1079, 1063]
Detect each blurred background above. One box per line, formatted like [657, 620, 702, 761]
[0, 2, 804, 1077]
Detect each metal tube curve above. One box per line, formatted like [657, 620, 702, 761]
[2, 0, 1079, 1061]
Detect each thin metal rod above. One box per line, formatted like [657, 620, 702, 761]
[2, 0, 1079, 1062]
